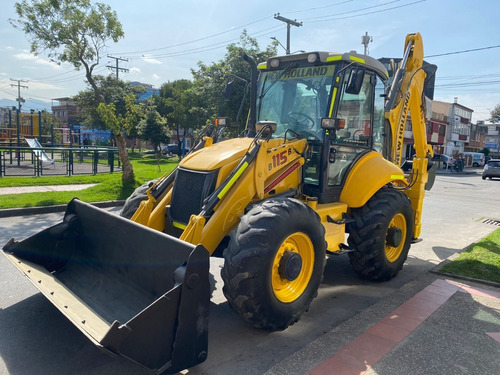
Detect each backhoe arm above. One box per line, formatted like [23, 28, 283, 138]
[385, 32, 434, 238]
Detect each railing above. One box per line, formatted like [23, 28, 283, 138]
[0, 145, 121, 177]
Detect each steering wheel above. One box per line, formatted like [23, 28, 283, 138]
[287, 112, 315, 129]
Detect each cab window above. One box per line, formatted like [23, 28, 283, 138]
[327, 69, 375, 186]
[333, 69, 374, 147]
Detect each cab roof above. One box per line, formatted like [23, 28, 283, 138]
[258, 51, 389, 80]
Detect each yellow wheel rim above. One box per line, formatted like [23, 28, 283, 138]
[385, 213, 407, 263]
[272, 232, 314, 303]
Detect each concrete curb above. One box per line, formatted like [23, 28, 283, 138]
[430, 258, 500, 289]
[0, 200, 125, 218]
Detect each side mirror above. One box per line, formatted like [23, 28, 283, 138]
[345, 66, 365, 95]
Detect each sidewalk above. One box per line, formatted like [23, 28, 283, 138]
[0, 184, 97, 195]
[266, 272, 500, 375]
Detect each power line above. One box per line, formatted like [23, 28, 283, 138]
[114, 16, 272, 56]
[307, 0, 425, 23]
[107, 55, 129, 79]
[283, 0, 355, 14]
[301, 0, 401, 21]
[425, 45, 500, 58]
[125, 25, 285, 61]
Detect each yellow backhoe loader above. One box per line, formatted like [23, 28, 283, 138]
[2, 33, 437, 373]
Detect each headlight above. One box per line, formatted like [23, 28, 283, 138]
[307, 53, 318, 63]
[270, 58, 280, 68]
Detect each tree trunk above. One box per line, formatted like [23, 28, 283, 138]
[115, 133, 135, 184]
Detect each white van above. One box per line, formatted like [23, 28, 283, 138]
[463, 152, 485, 167]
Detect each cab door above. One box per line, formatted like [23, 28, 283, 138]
[322, 68, 378, 202]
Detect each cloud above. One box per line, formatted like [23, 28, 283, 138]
[152, 74, 160, 80]
[141, 54, 162, 65]
[129, 67, 141, 73]
[14, 51, 61, 70]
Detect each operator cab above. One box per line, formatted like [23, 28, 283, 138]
[256, 51, 389, 203]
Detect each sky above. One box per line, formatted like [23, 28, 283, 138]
[1, 0, 499, 122]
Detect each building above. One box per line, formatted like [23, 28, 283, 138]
[431, 99, 473, 156]
[129, 82, 160, 102]
[482, 121, 500, 158]
[466, 122, 488, 153]
[51, 97, 82, 128]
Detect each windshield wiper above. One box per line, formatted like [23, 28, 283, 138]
[259, 63, 298, 100]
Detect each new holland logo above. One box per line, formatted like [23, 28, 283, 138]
[395, 91, 411, 165]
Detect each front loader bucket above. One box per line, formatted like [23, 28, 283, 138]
[2, 199, 210, 374]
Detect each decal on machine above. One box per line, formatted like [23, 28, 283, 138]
[269, 148, 293, 171]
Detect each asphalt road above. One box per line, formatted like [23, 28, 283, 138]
[0, 172, 499, 375]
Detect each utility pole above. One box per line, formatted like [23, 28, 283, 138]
[106, 55, 129, 79]
[361, 32, 373, 55]
[274, 13, 302, 55]
[10, 79, 28, 111]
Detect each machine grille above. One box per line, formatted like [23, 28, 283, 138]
[170, 168, 218, 231]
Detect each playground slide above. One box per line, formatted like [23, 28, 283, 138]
[25, 138, 54, 164]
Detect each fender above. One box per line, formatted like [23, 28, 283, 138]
[340, 151, 407, 208]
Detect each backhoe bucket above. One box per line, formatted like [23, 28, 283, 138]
[1, 199, 210, 374]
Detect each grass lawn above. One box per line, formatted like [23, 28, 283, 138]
[438, 228, 500, 284]
[0, 152, 179, 209]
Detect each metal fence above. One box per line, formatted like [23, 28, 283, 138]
[0, 146, 121, 177]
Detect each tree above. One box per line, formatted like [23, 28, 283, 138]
[97, 93, 141, 182]
[490, 104, 500, 123]
[137, 98, 168, 154]
[156, 80, 206, 149]
[40, 110, 62, 145]
[10, 0, 136, 182]
[190, 30, 278, 131]
[74, 76, 144, 183]
[480, 147, 490, 157]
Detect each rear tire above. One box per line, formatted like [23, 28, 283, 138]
[120, 180, 156, 219]
[221, 198, 326, 330]
[347, 188, 414, 281]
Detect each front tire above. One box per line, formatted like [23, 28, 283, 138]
[347, 188, 414, 281]
[221, 198, 326, 330]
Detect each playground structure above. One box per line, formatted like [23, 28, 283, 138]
[0, 108, 112, 148]
[0, 108, 120, 177]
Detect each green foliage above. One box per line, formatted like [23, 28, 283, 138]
[137, 99, 168, 152]
[480, 147, 490, 157]
[0, 153, 178, 209]
[40, 110, 62, 144]
[189, 30, 278, 131]
[156, 80, 205, 139]
[75, 76, 144, 133]
[439, 229, 500, 284]
[490, 104, 500, 122]
[11, 0, 123, 82]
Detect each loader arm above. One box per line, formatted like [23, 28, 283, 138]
[180, 133, 308, 253]
[385, 32, 434, 238]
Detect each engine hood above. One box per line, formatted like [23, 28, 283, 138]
[179, 137, 254, 171]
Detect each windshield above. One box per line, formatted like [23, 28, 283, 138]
[257, 65, 336, 141]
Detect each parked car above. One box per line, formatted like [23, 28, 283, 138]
[463, 152, 485, 167]
[431, 154, 453, 169]
[482, 159, 500, 180]
[161, 144, 190, 156]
